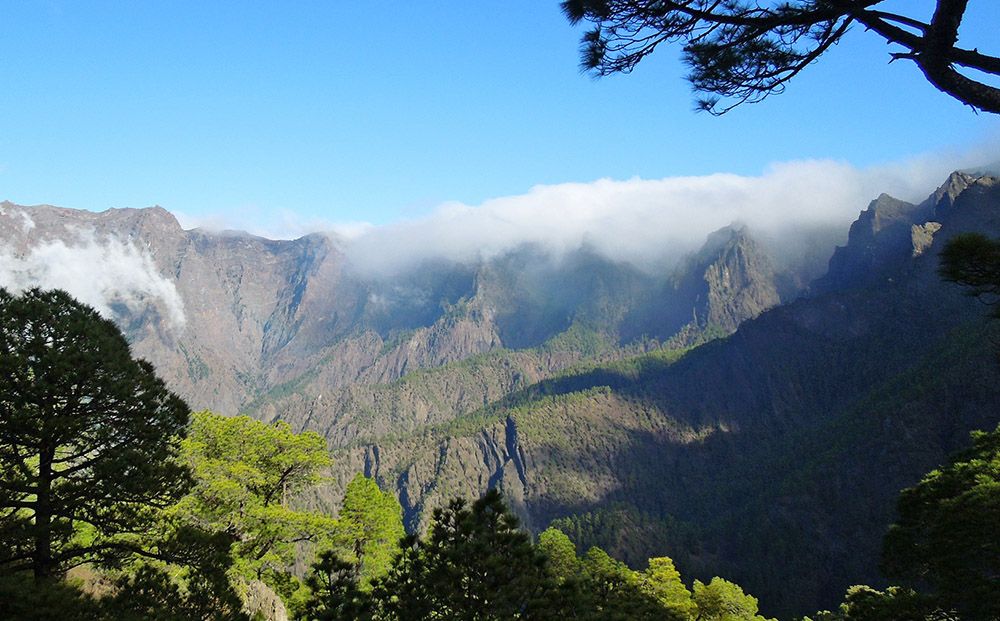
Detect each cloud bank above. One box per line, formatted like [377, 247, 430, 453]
[0, 230, 186, 329]
[344, 148, 997, 275]
[173, 206, 372, 243]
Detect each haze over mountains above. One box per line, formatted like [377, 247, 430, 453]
[0, 184, 827, 420]
[2, 168, 1000, 616]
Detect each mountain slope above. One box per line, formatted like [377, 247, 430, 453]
[0, 200, 795, 430]
[315, 172, 1000, 616]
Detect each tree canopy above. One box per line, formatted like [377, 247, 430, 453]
[692, 577, 773, 621]
[882, 423, 1000, 620]
[371, 489, 556, 620]
[939, 232, 1000, 317]
[170, 410, 336, 581]
[0, 288, 191, 580]
[561, 0, 1000, 114]
[330, 473, 405, 588]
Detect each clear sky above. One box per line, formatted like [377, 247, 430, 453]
[0, 1, 998, 233]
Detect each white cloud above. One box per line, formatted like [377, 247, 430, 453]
[17, 210, 35, 233]
[345, 150, 996, 275]
[0, 231, 186, 330]
[174, 206, 371, 242]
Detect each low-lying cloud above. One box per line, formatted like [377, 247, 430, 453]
[344, 148, 997, 275]
[0, 230, 186, 329]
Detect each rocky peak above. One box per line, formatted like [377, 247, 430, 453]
[928, 174, 1000, 243]
[812, 170, 1000, 296]
[699, 225, 781, 332]
[813, 192, 932, 294]
[854, 194, 928, 241]
[931, 171, 979, 215]
[664, 224, 781, 336]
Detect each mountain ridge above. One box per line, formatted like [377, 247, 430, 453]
[4, 171, 999, 616]
[310, 171, 1000, 616]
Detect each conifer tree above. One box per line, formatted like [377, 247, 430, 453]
[640, 557, 696, 620]
[537, 527, 580, 584]
[170, 411, 336, 580]
[0, 288, 191, 580]
[334, 473, 405, 588]
[882, 424, 1000, 620]
[562, 1, 1000, 114]
[372, 489, 556, 620]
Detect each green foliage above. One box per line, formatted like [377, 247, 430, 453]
[329, 474, 404, 589]
[0, 288, 191, 579]
[536, 527, 751, 621]
[640, 557, 697, 620]
[692, 577, 774, 621]
[882, 423, 1000, 620]
[540, 321, 616, 357]
[809, 585, 954, 621]
[372, 489, 556, 619]
[0, 290, 345, 617]
[301, 474, 404, 619]
[302, 550, 373, 621]
[0, 554, 249, 621]
[581, 545, 636, 597]
[0, 571, 104, 620]
[577, 546, 665, 619]
[537, 527, 579, 583]
[171, 411, 336, 581]
[549, 504, 693, 569]
[939, 233, 1000, 316]
[102, 563, 248, 621]
[297, 489, 778, 621]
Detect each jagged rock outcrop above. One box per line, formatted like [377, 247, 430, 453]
[686, 224, 782, 332]
[314, 172, 1000, 617]
[813, 193, 933, 293]
[241, 580, 288, 621]
[0, 202, 799, 422]
[636, 224, 784, 342]
[911, 221, 942, 257]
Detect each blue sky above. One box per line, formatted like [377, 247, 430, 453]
[0, 1, 998, 234]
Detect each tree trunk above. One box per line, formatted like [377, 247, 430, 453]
[32, 444, 54, 580]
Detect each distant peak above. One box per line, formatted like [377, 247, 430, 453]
[931, 171, 978, 213]
[703, 222, 752, 247]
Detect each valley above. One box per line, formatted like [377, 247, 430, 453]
[2, 170, 999, 616]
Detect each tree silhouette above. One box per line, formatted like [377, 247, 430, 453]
[939, 232, 1000, 316]
[0, 288, 191, 580]
[562, 1, 1000, 114]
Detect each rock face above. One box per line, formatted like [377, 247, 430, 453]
[813, 193, 932, 293]
[8, 173, 995, 617]
[671, 224, 782, 334]
[0, 203, 793, 431]
[242, 580, 288, 621]
[314, 172, 1000, 617]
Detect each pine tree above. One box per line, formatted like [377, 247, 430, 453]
[0, 288, 191, 580]
[372, 489, 557, 619]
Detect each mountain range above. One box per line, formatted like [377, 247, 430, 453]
[1, 170, 998, 616]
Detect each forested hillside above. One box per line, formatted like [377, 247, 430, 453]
[3, 171, 1000, 617]
[317, 172, 1000, 615]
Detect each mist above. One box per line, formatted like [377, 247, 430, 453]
[0, 228, 186, 330]
[343, 149, 997, 276]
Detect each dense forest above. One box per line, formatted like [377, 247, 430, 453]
[1, 287, 998, 620]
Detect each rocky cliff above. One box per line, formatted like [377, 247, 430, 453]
[7, 173, 989, 617]
[311, 172, 1000, 616]
[0, 202, 793, 433]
